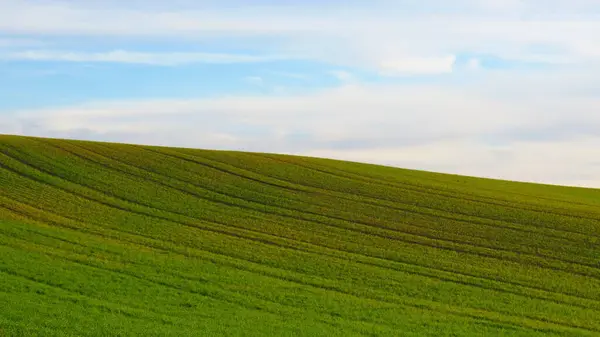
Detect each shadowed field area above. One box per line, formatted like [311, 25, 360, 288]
[1, 134, 599, 336]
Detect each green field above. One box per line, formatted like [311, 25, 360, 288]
[1, 134, 599, 336]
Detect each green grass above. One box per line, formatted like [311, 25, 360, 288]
[1, 134, 599, 336]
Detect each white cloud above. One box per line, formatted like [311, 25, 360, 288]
[329, 70, 354, 82]
[378, 55, 456, 76]
[0, 115, 20, 134]
[2, 1, 600, 187]
[0, 37, 45, 48]
[0, 50, 292, 65]
[269, 71, 310, 80]
[5, 67, 600, 187]
[2, 1, 600, 73]
[465, 58, 482, 71]
[303, 136, 600, 188]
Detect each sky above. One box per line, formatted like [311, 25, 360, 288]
[1, 0, 600, 187]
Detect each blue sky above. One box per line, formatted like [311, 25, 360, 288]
[2, 0, 600, 187]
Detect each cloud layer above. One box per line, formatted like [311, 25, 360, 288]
[2, 0, 600, 187]
[4, 66, 600, 187]
[2, 1, 600, 73]
[1, 50, 293, 65]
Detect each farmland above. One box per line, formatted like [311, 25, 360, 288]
[1, 134, 599, 336]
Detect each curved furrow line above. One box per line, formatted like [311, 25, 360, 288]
[2, 148, 303, 241]
[126, 149, 599, 275]
[39, 140, 333, 223]
[6, 193, 600, 319]
[8, 188, 600, 324]
[0, 266, 178, 325]
[0, 160, 324, 264]
[216, 150, 598, 231]
[313, 157, 600, 208]
[256, 153, 544, 209]
[9, 146, 600, 286]
[0, 226, 123, 263]
[2, 193, 318, 266]
[3, 135, 600, 335]
[161, 147, 598, 244]
[0, 198, 178, 254]
[78, 141, 589, 254]
[0, 223, 185, 287]
[178, 240, 600, 335]
[243, 153, 600, 233]
[9, 198, 600, 317]
[5, 228, 600, 336]
[15, 251, 540, 335]
[7, 142, 546, 260]
[6, 235, 594, 335]
[7, 171, 600, 318]
[9, 140, 333, 230]
[1, 232, 504, 332]
[153, 148, 588, 248]
[6, 152, 600, 304]
[2, 239, 416, 333]
[279, 152, 600, 210]
[266, 153, 600, 215]
[1, 227, 587, 332]
[137, 146, 306, 192]
[2, 233, 305, 319]
[0, 242, 281, 320]
[54, 140, 600, 270]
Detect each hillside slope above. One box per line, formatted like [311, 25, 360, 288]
[1, 134, 600, 336]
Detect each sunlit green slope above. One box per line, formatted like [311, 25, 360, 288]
[1, 134, 599, 336]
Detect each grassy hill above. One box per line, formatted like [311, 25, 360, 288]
[1, 134, 599, 336]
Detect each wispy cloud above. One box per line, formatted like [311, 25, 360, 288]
[465, 58, 482, 71]
[1, 50, 293, 65]
[268, 71, 310, 80]
[328, 70, 354, 82]
[303, 137, 600, 188]
[2, 0, 600, 186]
[5, 66, 600, 186]
[378, 55, 457, 76]
[3, 1, 599, 73]
[0, 37, 45, 48]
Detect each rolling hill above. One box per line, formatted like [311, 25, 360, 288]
[1, 134, 599, 336]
